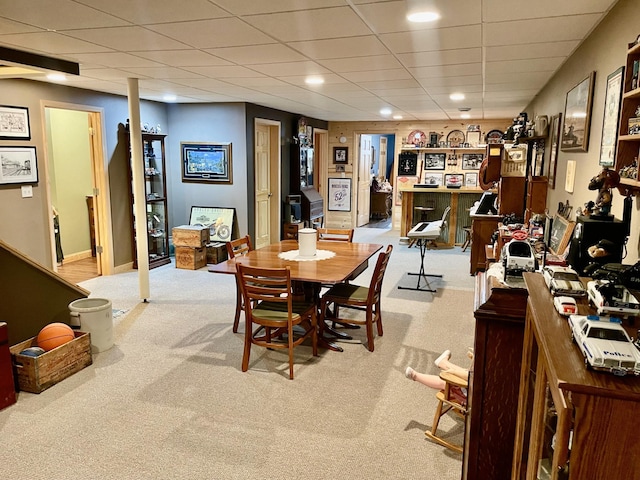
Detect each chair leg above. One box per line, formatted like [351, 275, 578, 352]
[288, 323, 295, 380]
[241, 318, 252, 372]
[365, 306, 375, 352]
[375, 301, 383, 336]
[233, 280, 242, 333]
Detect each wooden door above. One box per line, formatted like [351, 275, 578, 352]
[255, 124, 271, 249]
[357, 134, 372, 226]
[379, 136, 387, 178]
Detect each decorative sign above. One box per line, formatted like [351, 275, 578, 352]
[328, 178, 351, 211]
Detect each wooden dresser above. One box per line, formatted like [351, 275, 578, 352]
[464, 272, 528, 479]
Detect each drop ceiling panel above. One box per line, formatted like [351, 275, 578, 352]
[209, 0, 347, 16]
[250, 61, 331, 77]
[287, 36, 389, 60]
[484, 15, 603, 46]
[380, 25, 482, 54]
[410, 63, 482, 79]
[397, 48, 482, 68]
[318, 55, 403, 73]
[0, 32, 114, 54]
[485, 41, 580, 61]
[205, 44, 307, 65]
[129, 50, 232, 67]
[484, 0, 616, 22]
[75, 0, 229, 24]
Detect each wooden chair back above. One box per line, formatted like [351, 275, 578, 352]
[237, 264, 292, 311]
[316, 227, 354, 242]
[425, 370, 468, 453]
[226, 235, 253, 259]
[366, 245, 393, 304]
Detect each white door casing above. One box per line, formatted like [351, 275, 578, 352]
[357, 134, 372, 226]
[255, 123, 271, 249]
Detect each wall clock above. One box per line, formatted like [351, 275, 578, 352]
[446, 129, 466, 147]
[407, 130, 426, 146]
[398, 152, 418, 176]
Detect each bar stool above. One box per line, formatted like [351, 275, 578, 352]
[409, 201, 435, 248]
[462, 226, 472, 252]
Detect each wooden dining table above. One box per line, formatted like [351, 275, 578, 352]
[209, 239, 384, 351]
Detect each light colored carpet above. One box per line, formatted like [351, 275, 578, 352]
[1, 226, 477, 479]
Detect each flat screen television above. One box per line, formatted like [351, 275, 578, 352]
[475, 191, 498, 215]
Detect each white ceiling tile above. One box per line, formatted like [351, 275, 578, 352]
[419, 75, 483, 87]
[485, 41, 580, 61]
[70, 52, 164, 68]
[484, 0, 617, 22]
[342, 68, 412, 83]
[0, 17, 43, 35]
[0, 32, 113, 54]
[381, 25, 482, 54]
[209, 0, 347, 15]
[410, 63, 482, 79]
[397, 48, 482, 68]
[318, 55, 402, 73]
[287, 36, 389, 60]
[129, 50, 232, 67]
[205, 44, 307, 65]
[251, 61, 331, 77]
[180, 65, 264, 78]
[75, 0, 229, 24]
[486, 58, 565, 75]
[64, 26, 190, 51]
[119, 66, 205, 79]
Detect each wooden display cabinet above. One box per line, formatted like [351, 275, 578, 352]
[128, 132, 171, 269]
[615, 39, 640, 195]
[469, 213, 501, 274]
[512, 273, 640, 479]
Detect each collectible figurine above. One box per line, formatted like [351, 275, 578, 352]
[587, 168, 620, 217]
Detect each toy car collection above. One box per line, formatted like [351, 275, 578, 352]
[586, 279, 640, 317]
[554, 296, 578, 316]
[542, 266, 586, 297]
[568, 314, 640, 376]
[502, 240, 537, 279]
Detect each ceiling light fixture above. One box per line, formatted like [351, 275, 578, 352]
[393, 115, 403, 120]
[407, 11, 440, 23]
[163, 94, 177, 102]
[460, 113, 471, 119]
[305, 77, 324, 85]
[380, 108, 392, 116]
[46, 73, 66, 82]
[450, 93, 465, 101]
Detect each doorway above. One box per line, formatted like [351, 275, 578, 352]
[254, 119, 281, 249]
[44, 104, 111, 283]
[356, 133, 396, 227]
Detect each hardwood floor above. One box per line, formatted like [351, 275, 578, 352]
[57, 257, 99, 284]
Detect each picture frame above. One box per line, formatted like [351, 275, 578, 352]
[398, 152, 418, 176]
[464, 172, 478, 187]
[445, 173, 463, 188]
[0, 105, 30, 140]
[333, 146, 348, 164]
[423, 152, 445, 170]
[599, 66, 624, 166]
[548, 214, 575, 255]
[466, 130, 481, 147]
[395, 175, 419, 206]
[423, 172, 443, 187]
[0, 146, 38, 184]
[189, 206, 237, 241]
[548, 113, 562, 189]
[181, 142, 232, 184]
[328, 178, 351, 211]
[561, 71, 596, 152]
[462, 153, 482, 170]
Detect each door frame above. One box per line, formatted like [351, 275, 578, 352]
[41, 100, 114, 276]
[314, 128, 328, 221]
[254, 118, 281, 244]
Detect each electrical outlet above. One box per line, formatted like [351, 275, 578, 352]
[21, 185, 33, 198]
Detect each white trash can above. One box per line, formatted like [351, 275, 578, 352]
[69, 298, 113, 353]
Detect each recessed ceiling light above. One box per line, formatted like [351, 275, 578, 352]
[46, 73, 66, 81]
[393, 115, 403, 120]
[380, 108, 392, 116]
[305, 77, 324, 85]
[407, 11, 440, 23]
[460, 113, 471, 119]
[450, 93, 465, 101]
[163, 94, 177, 102]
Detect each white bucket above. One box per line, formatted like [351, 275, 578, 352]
[298, 228, 317, 258]
[69, 298, 113, 353]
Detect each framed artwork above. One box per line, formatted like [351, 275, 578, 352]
[395, 175, 419, 206]
[548, 214, 575, 255]
[181, 142, 232, 184]
[445, 173, 463, 188]
[328, 178, 351, 211]
[599, 66, 624, 166]
[333, 146, 348, 164]
[423, 152, 445, 169]
[462, 153, 483, 170]
[189, 206, 237, 241]
[561, 71, 596, 152]
[465, 172, 478, 187]
[0, 105, 30, 140]
[466, 130, 481, 147]
[398, 152, 418, 176]
[548, 113, 562, 189]
[423, 172, 443, 187]
[446, 129, 466, 147]
[0, 146, 38, 184]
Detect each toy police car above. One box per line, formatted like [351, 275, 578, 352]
[587, 279, 640, 317]
[502, 240, 537, 279]
[554, 296, 578, 316]
[542, 266, 586, 297]
[568, 314, 640, 376]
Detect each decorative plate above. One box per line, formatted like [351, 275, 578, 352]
[485, 129, 504, 144]
[407, 130, 426, 145]
[446, 129, 466, 147]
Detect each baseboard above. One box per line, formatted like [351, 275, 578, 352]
[63, 250, 93, 263]
[113, 262, 134, 274]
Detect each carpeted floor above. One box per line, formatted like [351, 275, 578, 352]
[1, 226, 477, 479]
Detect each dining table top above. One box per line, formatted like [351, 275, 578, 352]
[209, 239, 384, 284]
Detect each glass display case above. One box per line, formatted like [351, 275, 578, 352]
[129, 132, 170, 269]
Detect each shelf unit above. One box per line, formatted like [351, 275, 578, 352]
[128, 132, 171, 269]
[615, 40, 640, 194]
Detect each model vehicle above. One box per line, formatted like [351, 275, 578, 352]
[554, 296, 577, 316]
[568, 314, 640, 376]
[502, 240, 537, 279]
[587, 279, 640, 317]
[542, 265, 586, 297]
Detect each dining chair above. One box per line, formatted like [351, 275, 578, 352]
[316, 227, 354, 242]
[424, 370, 468, 454]
[236, 264, 318, 380]
[226, 235, 253, 333]
[319, 245, 393, 352]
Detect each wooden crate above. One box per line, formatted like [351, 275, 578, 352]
[175, 246, 207, 270]
[172, 225, 210, 247]
[10, 331, 92, 394]
[206, 242, 228, 264]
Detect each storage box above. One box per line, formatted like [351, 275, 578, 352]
[175, 246, 207, 270]
[172, 225, 210, 247]
[206, 242, 228, 264]
[10, 331, 92, 394]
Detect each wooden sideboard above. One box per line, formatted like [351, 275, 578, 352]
[512, 273, 640, 479]
[469, 213, 501, 274]
[400, 186, 483, 246]
[463, 271, 527, 480]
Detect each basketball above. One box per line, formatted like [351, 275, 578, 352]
[37, 323, 75, 351]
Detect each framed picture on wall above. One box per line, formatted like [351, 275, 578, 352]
[0, 146, 37, 184]
[423, 172, 443, 187]
[328, 178, 351, 211]
[423, 153, 445, 169]
[462, 153, 482, 170]
[561, 71, 596, 152]
[547, 113, 562, 188]
[465, 172, 478, 187]
[333, 146, 348, 164]
[181, 142, 232, 184]
[0, 105, 30, 140]
[599, 66, 624, 166]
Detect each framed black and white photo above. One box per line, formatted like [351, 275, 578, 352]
[561, 71, 596, 152]
[423, 152, 445, 170]
[548, 113, 562, 188]
[333, 146, 348, 164]
[328, 178, 351, 211]
[0, 146, 37, 184]
[599, 66, 624, 166]
[181, 142, 232, 184]
[465, 172, 478, 187]
[0, 105, 30, 140]
[423, 172, 443, 187]
[462, 153, 483, 170]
